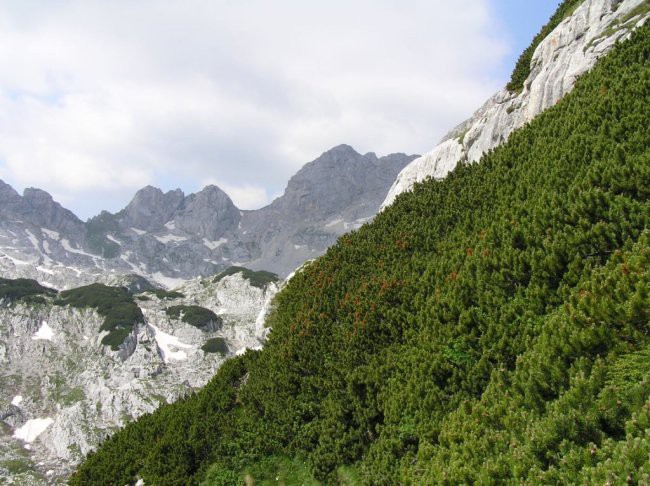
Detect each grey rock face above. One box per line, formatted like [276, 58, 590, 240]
[0, 272, 278, 484]
[382, 0, 650, 207]
[238, 145, 416, 275]
[173, 185, 240, 240]
[0, 145, 416, 287]
[120, 186, 185, 232]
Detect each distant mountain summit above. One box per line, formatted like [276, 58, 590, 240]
[0, 146, 417, 287]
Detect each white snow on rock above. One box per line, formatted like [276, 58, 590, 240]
[151, 272, 186, 289]
[130, 227, 147, 235]
[382, 0, 650, 208]
[11, 395, 23, 406]
[149, 324, 193, 363]
[32, 321, 54, 341]
[105, 235, 122, 246]
[41, 228, 60, 241]
[154, 234, 188, 244]
[13, 417, 54, 443]
[61, 239, 96, 258]
[203, 237, 227, 250]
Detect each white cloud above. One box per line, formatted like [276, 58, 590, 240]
[0, 0, 509, 218]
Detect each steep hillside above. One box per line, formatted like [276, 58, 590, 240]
[70, 19, 650, 486]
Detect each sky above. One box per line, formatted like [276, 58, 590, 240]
[0, 0, 560, 219]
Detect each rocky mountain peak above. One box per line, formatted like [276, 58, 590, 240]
[0, 179, 21, 202]
[174, 185, 240, 240]
[0, 180, 23, 216]
[122, 186, 185, 231]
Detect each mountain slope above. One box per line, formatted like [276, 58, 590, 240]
[382, 0, 649, 207]
[70, 18, 650, 486]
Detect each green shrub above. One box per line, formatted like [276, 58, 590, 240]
[166, 305, 222, 330]
[143, 289, 185, 300]
[0, 278, 56, 304]
[55, 283, 143, 350]
[202, 338, 229, 355]
[213, 266, 279, 289]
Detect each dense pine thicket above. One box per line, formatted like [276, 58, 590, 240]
[55, 283, 144, 350]
[506, 0, 583, 92]
[166, 305, 223, 330]
[214, 266, 279, 289]
[71, 23, 650, 485]
[0, 277, 56, 304]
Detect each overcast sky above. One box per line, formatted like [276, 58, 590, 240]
[0, 0, 560, 219]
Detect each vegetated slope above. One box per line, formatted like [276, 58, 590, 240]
[70, 24, 650, 486]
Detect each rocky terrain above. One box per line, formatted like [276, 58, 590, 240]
[0, 145, 416, 289]
[0, 269, 279, 484]
[382, 0, 650, 207]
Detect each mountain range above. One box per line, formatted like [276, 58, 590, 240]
[1, 0, 649, 484]
[0, 145, 416, 288]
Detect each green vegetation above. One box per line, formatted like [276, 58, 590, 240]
[55, 284, 143, 350]
[201, 337, 229, 355]
[507, 0, 583, 92]
[0, 278, 56, 305]
[214, 266, 279, 289]
[166, 305, 222, 330]
[71, 22, 650, 486]
[59, 387, 86, 407]
[0, 459, 35, 476]
[143, 288, 185, 300]
[85, 210, 121, 258]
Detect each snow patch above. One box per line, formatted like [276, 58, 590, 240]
[32, 321, 54, 341]
[36, 265, 55, 275]
[325, 218, 343, 228]
[11, 395, 23, 406]
[61, 239, 96, 258]
[151, 272, 186, 289]
[13, 417, 54, 443]
[154, 234, 188, 243]
[235, 345, 263, 356]
[203, 237, 227, 250]
[24, 229, 41, 251]
[130, 227, 147, 235]
[41, 228, 60, 240]
[149, 324, 193, 363]
[106, 235, 122, 246]
[164, 221, 176, 230]
[1, 252, 35, 266]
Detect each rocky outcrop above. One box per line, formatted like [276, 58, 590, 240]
[0, 271, 278, 484]
[382, 0, 650, 208]
[172, 185, 240, 240]
[119, 186, 185, 232]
